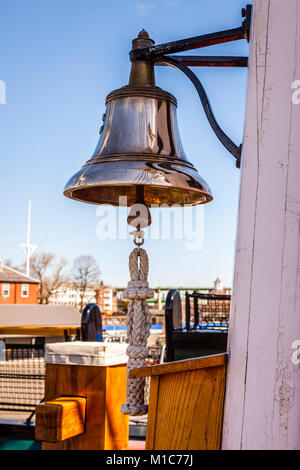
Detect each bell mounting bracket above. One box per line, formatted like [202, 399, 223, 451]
[130, 4, 252, 169]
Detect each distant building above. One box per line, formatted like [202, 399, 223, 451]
[0, 259, 39, 304]
[209, 277, 231, 296]
[96, 282, 118, 315]
[48, 283, 97, 311]
[48, 281, 118, 315]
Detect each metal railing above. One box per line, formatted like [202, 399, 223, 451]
[0, 344, 45, 414]
[164, 290, 231, 362]
[185, 291, 231, 330]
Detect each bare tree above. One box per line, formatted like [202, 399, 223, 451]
[3, 259, 20, 271]
[71, 255, 101, 312]
[29, 253, 54, 303]
[43, 257, 69, 304]
[29, 252, 68, 304]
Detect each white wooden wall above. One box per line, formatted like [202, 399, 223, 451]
[222, 0, 300, 449]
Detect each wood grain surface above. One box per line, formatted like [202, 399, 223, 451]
[130, 353, 226, 378]
[0, 325, 79, 336]
[35, 396, 86, 443]
[143, 355, 227, 450]
[40, 363, 128, 450]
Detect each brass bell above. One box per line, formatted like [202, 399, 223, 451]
[63, 30, 213, 208]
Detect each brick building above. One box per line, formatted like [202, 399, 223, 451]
[0, 260, 40, 304]
[95, 281, 118, 315]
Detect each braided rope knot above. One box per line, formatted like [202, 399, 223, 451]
[127, 279, 149, 289]
[121, 245, 153, 417]
[121, 403, 148, 416]
[126, 345, 148, 359]
[123, 286, 154, 300]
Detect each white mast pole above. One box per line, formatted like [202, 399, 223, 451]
[26, 200, 32, 276]
[20, 200, 37, 277]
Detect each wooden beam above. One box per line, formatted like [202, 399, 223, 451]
[129, 353, 227, 378]
[0, 326, 80, 336]
[35, 396, 86, 443]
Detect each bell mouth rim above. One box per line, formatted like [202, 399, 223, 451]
[63, 182, 213, 207]
[105, 85, 177, 106]
[83, 154, 196, 170]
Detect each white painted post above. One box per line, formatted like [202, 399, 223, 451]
[222, 0, 300, 450]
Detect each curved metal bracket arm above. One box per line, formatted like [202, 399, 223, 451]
[130, 5, 252, 62]
[155, 56, 242, 168]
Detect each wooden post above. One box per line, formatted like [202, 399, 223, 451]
[35, 342, 129, 450]
[222, 0, 300, 449]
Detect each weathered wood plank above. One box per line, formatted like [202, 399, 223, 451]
[145, 375, 159, 450]
[104, 364, 129, 450]
[145, 363, 226, 450]
[0, 326, 79, 336]
[130, 353, 226, 378]
[223, 0, 300, 449]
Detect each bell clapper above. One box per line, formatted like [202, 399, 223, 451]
[127, 185, 152, 238]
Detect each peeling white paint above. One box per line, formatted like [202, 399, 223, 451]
[222, 0, 300, 450]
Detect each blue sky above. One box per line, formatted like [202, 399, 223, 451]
[0, 0, 251, 288]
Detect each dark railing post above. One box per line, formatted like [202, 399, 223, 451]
[185, 292, 191, 331]
[81, 303, 103, 341]
[64, 329, 69, 342]
[165, 292, 174, 362]
[165, 289, 182, 362]
[193, 290, 199, 328]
